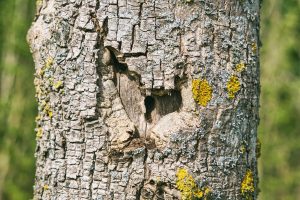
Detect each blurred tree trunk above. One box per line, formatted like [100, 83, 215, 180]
[0, 0, 36, 199]
[28, 0, 260, 199]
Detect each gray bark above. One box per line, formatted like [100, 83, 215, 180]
[28, 0, 260, 199]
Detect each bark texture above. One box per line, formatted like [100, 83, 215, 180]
[28, 0, 260, 199]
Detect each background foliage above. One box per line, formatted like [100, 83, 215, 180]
[0, 0, 36, 200]
[259, 0, 300, 199]
[0, 0, 299, 199]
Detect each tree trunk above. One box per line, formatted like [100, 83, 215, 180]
[27, 0, 260, 199]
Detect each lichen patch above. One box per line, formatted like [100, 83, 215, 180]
[36, 128, 43, 138]
[241, 169, 255, 199]
[251, 42, 257, 53]
[192, 79, 212, 107]
[226, 75, 240, 99]
[236, 62, 246, 72]
[176, 168, 211, 200]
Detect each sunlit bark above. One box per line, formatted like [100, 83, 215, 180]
[28, 0, 260, 199]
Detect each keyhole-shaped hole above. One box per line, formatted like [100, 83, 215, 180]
[144, 96, 155, 122]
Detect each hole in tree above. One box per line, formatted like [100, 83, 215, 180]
[156, 90, 182, 116]
[144, 96, 155, 123]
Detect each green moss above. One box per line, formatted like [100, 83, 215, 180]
[176, 168, 211, 200]
[192, 79, 212, 107]
[226, 75, 240, 99]
[241, 169, 255, 200]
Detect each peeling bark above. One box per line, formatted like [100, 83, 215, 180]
[28, 0, 260, 199]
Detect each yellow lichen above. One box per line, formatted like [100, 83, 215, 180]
[34, 77, 45, 100]
[53, 80, 64, 90]
[36, 0, 43, 6]
[241, 170, 255, 199]
[38, 69, 44, 77]
[38, 57, 53, 77]
[193, 189, 204, 199]
[45, 57, 54, 68]
[35, 85, 42, 99]
[236, 62, 246, 72]
[192, 79, 212, 107]
[176, 168, 211, 200]
[203, 187, 211, 196]
[251, 43, 257, 53]
[48, 77, 54, 85]
[43, 103, 53, 118]
[239, 145, 246, 154]
[176, 168, 196, 199]
[193, 187, 211, 199]
[36, 128, 43, 138]
[43, 184, 49, 190]
[35, 115, 41, 123]
[226, 75, 240, 99]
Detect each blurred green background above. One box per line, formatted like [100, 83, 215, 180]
[0, 0, 299, 199]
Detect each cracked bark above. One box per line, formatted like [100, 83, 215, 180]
[28, 0, 260, 199]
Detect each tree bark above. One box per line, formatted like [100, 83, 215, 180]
[28, 0, 260, 199]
